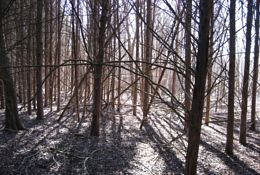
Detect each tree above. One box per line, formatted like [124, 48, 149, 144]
[239, 0, 253, 145]
[36, 0, 44, 120]
[141, 0, 153, 127]
[184, 0, 212, 174]
[56, 0, 62, 111]
[225, 0, 236, 155]
[184, 0, 192, 132]
[250, 0, 259, 131]
[133, 0, 140, 116]
[90, 0, 109, 136]
[205, 3, 214, 126]
[0, 0, 24, 130]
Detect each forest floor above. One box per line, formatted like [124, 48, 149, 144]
[0, 102, 259, 175]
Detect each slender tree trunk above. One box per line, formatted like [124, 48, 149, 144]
[133, 0, 140, 116]
[90, 0, 108, 136]
[184, 0, 192, 132]
[172, 33, 178, 96]
[48, 0, 54, 111]
[141, 0, 153, 126]
[184, 0, 212, 174]
[36, 0, 44, 120]
[250, 0, 259, 131]
[71, 0, 80, 121]
[225, 0, 236, 155]
[117, 0, 122, 112]
[56, 0, 62, 111]
[205, 3, 214, 126]
[44, 0, 50, 107]
[239, 0, 253, 145]
[26, 5, 32, 115]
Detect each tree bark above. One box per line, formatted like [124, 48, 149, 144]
[205, 2, 214, 126]
[56, 0, 62, 111]
[239, 0, 253, 145]
[133, 0, 140, 116]
[250, 0, 259, 131]
[184, 0, 192, 132]
[36, 0, 44, 120]
[90, 0, 108, 136]
[141, 0, 153, 126]
[225, 0, 236, 155]
[0, 0, 24, 130]
[184, 0, 212, 174]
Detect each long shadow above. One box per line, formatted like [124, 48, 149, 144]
[140, 116, 184, 174]
[0, 116, 58, 175]
[200, 140, 259, 175]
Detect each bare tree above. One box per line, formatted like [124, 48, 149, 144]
[205, 3, 214, 126]
[184, 0, 212, 174]
[36, 0, 44, 120]
[0, 0, 24, 130]
[141, 0, 153, 127]
[90, 0, 109, 136]
[250, 0, 259, 131]
[225, 0, 236, 155]
[133, 0, 140, 116]
[239, 0, 253, 145]
[184, 0, 192, 131]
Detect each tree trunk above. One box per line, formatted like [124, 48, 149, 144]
[225, 0, 236, 155]
[56, 0, 62, 111]
[90, 0, 108, 136]
[117, 0, 121, 112]
[205, 3, 214, 126]
[133, 0, 140, 116]
[36, 0, 44, 120]
[239, 0, 253, 145]
[44, 0, 50, 107]
[0, 0, 24, 130]
[250, 0, 259, 131]
[141, 0, 153, 127]
[184, 0, 192, 132]
[184, 0, 212, 174]
[48, 0, 54, 111]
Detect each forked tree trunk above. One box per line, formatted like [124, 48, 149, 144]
[239, 0, 253, 145]
[225, 0, 236, 155]
[184, 0, 212, 174]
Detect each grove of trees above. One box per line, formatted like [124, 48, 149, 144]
[0, 0, 259, 174]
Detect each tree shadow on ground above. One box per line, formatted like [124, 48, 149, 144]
[136, 115, 185, 174]
[0, 107, 140, 175]
[199, 113, 260, 174]
[200, 139, 259, 175]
